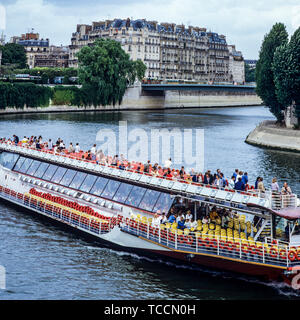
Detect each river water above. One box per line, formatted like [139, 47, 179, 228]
[0, 106, 300, 300]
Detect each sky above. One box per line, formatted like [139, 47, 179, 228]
[0, 0, 299, 59]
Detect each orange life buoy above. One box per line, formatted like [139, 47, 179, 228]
[269, 247, 278, 258]
[279, 249, 287, 259]
[288, 250, 298, 261]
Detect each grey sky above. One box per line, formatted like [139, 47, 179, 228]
[1, 0, 299, 58]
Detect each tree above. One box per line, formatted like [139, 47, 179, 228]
[272, 27, 300, 123]
[244, 63, 255, 82]
[77, 39, 146, 106]
[255, 23, 288, 122]
[0, 43, 27, 69]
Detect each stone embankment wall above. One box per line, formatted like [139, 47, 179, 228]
[0, 85, 262, 115]
[245, 120, 300, 153]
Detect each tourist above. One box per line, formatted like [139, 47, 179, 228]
[13, 135, 19, 145]
[177, 216, 185, 230]
[257, 177, 265, 193]
[255, 177, 260, 189]
[228, 175, 236, 189]
[281, 182, 292, 195]
[184, 219, 191, 229]
[144, 160, 151, 173]
[234, 177, 245, 191]
[152, 213, 162, 228]
[164, 158, 172, 169]
[161, 212, 168, 224]
[185, 210, 193, 221]
[91, 144, 97, 160]
[75, 143, 80, 153]
[242, 172, 248, 185]
[233, 169, 239, 180]
[168, 213, 177, 224]
[271, 177, 280, 192]
[68, 143, 75, 153]
[48, 139, 53, 150]
[190, 218, 198, 230]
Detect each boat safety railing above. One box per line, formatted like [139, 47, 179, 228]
[120, 218, 300, 268]
[0, 142, 272, 202]
[0, 185, 119, 237]
[270, 191, 298, 209]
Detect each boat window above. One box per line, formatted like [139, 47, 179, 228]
[0, 152, 20, 170]
[18, 158, 34, 173]
[42, 164, 58, 181]
[125, 186, 147, 208]
[69, 171, 87, 190]
[59, 169, 77, 187]
[139, 189, 161, 212]
[90, 177, 109, 196]
[26, 160, 42, 176]
[13, 156, 26, 171]
[113, 183, 133, 203]
[79, 174, 98, 193]
[153, 193, 174, 214]
[51, 166, 68, 184]
[101, 179, 121, 200]
[34, 162, 50, 178]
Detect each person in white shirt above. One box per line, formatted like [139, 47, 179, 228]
[152, 214, 162, 228]
[161, 213, 168, 224]
[184, 219, 192, 229]
[75, 143, 80, 153]
[190, 218, 198, 229]
[164, 158, 172, 169]
[185, 211, 193, 221]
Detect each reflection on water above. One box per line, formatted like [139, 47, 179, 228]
[0, 106, 300, 299]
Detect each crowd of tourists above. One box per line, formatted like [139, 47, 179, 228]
[1, 134, 293, 196]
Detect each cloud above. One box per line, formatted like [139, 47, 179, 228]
[2, 0, 300, 58]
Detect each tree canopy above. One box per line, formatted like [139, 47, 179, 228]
[272, 27, 300, 122]
[0, 43, 27, 69]
[77, 38, 146, 106]
[255, 23, 288, 122]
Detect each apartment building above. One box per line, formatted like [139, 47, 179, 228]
[69, 18, 244, 83]
[228, 45, 245, 84]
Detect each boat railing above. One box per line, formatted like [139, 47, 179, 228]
[0, 142, 278, 202]
[120, 218, 300, 268]
[269, 191, 298, 209]
[0, 185, 117, 237]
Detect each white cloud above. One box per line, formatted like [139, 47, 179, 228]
[3, 0, 300, 58]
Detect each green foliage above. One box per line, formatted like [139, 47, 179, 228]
[77, 39, 146, 106]
[255, 23, 288, 122]
[0, 82, 52, 109]
[0, 43, 27, 69]
[272, 27, 300, 123]
[244, 64, 255, 83]
[52, 86, 82, 106]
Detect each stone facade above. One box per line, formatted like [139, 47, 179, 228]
[10, 32, 50, 68]
[228, 45, 245, 84]
[69, 18, 243, 83]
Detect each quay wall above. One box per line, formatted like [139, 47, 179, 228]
[0, 85, 262, 115]
[245, 120, 300, 153]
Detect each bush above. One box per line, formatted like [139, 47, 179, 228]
[52, 86, 83, 106]
[0, 82, 52, 109]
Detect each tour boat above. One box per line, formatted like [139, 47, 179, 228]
[1, 141, 300, 289]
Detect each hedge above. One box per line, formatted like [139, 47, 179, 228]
[0, 82, 53, 109]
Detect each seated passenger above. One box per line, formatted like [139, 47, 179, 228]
[161, 212, 168, 224]
[185, 210, 193, 221]
[184, 219, 191, 229]
[190, 218, 198, 229]
[234, 177, 245, 191]
[177, 216, 185, 230]
[152, 214, 162, 228]
[168, 213, 177, 224]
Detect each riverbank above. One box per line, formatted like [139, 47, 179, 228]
[245, 120, 300, 153]
[0, 85, 262, 115]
